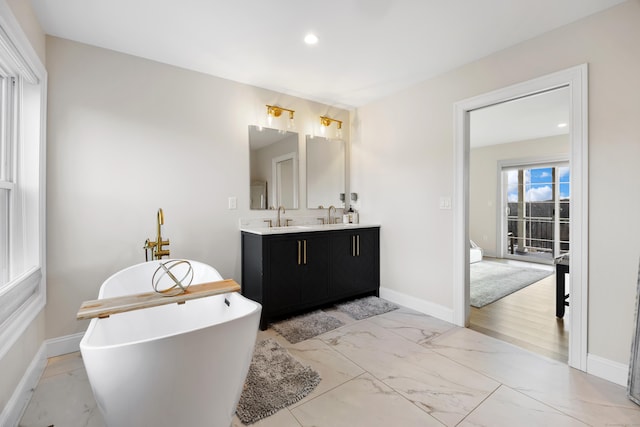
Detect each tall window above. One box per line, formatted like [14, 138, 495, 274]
[0, 16, 46, 358]
[0, 74, 16, 286]
[505, 163, 570, 261]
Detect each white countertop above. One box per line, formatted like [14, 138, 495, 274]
[240, 223, 380, 235]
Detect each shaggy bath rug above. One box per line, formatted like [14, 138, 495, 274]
[272, 310, 345, 344]
[236, 339, 321, 424]
[335, 296, 399, 320]
[470, 260, 553, 308]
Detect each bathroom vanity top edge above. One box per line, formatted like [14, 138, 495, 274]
[240, 223, 381, 235]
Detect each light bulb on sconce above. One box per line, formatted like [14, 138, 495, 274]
[320, 116, 342, 139]
[266, 105, 295, 130]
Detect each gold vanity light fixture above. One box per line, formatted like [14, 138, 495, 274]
[266, 105, 295, 129]
[320, 116, 343, 138]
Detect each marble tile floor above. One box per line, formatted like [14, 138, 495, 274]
[19, 306, 640, 427]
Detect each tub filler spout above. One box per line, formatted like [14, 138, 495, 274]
[143, 208, 170, 261]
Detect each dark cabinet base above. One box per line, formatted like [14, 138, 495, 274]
[241, 227, 380, 330]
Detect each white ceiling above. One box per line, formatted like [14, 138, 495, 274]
[31, 0, 625, 109]
[470, 86, 570, 148]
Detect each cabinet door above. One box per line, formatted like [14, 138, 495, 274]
[268, 234, 330, 311]
[330, 228, 379, 298]
[268, 237, 302, 311]
[299, 234, 329, 304]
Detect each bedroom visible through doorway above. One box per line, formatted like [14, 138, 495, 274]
[468, 86, 570, 363]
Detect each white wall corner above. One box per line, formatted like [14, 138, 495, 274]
[587, 353, 629, 387]
[380, 287, 454, 324]
[0, 342, 47, 427]
[46, 332, 84, 358]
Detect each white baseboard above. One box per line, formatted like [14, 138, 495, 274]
[380, 287, 454, 323]
[46, 332, 83, 358]
[0, 343, 47, 427]
[587, 353, 629, 387]
[0, 333, 84, 427]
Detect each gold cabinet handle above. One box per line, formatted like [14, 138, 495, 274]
[303, 240, 307, 265]
[297, 240, 302, 265]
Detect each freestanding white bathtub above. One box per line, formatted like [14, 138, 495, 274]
[80, 260, 261, 427]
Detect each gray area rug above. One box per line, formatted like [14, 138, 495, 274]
[335, 296, 399, 320]
[236, 339, 321, 424]
[470, 260, 553, 308]
[272, 310, 345, 344]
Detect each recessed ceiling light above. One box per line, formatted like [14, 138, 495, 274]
[304, 33, 318, 45]
[557, 123, 568, 128]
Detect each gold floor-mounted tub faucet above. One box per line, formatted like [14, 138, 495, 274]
[144, 208, 170, 261]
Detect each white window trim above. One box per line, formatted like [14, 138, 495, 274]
[0, 2, 47, 360]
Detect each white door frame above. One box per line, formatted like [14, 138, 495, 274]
[452, 64, 588, 370]
[271, 151, 299, 209]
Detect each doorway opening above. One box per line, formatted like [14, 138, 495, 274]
[271, 152, 298, 209]
[453, 64, 588, 371]
[467, 88, 571, 363]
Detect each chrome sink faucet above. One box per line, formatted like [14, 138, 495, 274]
[276, 205, 286, 227]
[328, 205, 336, 224]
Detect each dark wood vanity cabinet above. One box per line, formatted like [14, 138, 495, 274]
[241, 226, 380, 329]
[329, 228, 380, 299]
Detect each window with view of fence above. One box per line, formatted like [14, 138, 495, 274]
[507, 200, 569, 253]
[505, 165, 570, 259]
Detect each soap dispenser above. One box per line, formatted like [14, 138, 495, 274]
[346, 206, 355, 224]
[349, 207, 360, 224]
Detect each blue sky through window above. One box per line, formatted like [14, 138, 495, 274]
[507, 166, 570, 202]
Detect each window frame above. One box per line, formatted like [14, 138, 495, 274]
[0, 5, 47, 360]
[503, 162, 570, 260]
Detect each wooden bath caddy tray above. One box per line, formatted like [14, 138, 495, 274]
[77, 279, 241, 320]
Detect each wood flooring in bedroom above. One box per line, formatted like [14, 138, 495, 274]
[469, 271, 569, 363]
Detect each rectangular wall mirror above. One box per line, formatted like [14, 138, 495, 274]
[249, 126, 299, 210]
[306, 135, 345, 209]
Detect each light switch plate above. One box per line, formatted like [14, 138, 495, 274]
[439, 196, 452, 210]
[228, 196, 237, 209]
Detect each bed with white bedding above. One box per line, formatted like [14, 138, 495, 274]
[470, 240, 483, 264]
